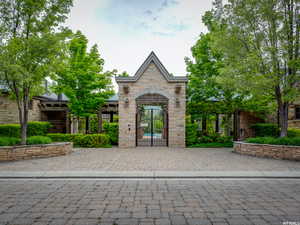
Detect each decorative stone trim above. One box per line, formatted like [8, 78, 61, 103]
[234, 141, 300, 161]
[0, 142, 72, 162]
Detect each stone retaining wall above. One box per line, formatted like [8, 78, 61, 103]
[0, 142, 72, 161]
[234, 142, 300, 161]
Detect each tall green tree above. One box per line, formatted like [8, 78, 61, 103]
[0, 0, 73, 144]
[54, 31, 114, 133]
[211, 0, 300, 137]
[186, 17, 247, 136]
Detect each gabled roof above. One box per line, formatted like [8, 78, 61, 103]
[115, 51, 188, 83]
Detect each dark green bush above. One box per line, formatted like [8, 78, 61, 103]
[246, 137, 300, 146]
[189, 142, 234, 148]
[0, 122, 51, 138]
[186, 123, 198, 146]
[251, 123, 279, 137]
[287, 128, 300, 137]
[198, 135, 214, 143]
[75, 134, 110, 148]
[26, 136, 52, 145]
[47, 133, 111, 147]
[103, 122, 118, 145]
[0, 137, 20, 146]
[27, 122, 52, 136]
[216, 136, 233, 143]
[47, 133, 82, 142]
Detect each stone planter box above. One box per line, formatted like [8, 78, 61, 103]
[0, 142, 72, 162]
[234, 141, 300, 161]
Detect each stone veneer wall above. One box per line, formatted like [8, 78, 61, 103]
[118, 63, 186, 148]
[239, 111, 264, 140]
[0, 95, 41, 124]
[234, 141, 300, 161]
[0, 142, 72, 161]
[288, 99, 300, 129]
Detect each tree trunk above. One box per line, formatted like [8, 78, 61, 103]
[279, 102, 289, 137]
[85, 116, 89, 134]
[215, 113, 219, 133]
[17, 89, 29, 145]
[275, 85, 289, 137]
[20, 121, 27, 145]
[202, 115, 207, 135]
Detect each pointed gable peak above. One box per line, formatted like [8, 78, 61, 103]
[116, 51, 187, 83]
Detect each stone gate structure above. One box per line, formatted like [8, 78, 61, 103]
[116, 52, 187, 148]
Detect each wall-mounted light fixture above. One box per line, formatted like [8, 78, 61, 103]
[175, 85, 181, 94]
[123, 85, 129, 94]
[124, 97, 129, 107]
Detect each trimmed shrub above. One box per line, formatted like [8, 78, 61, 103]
[0, 124, 20, 138]
[27, 122, 52, 136]
[47, 133, 82, 142]
[0, 137, 20, 146]
[216, 136, 233, 143]
[287, 128, 300, 137]
[189, 142, 234, 148]
[103, 122, 118, 145]
[75, 134, 110, 148]
[250, 123, 279, 137]
[0, 122, 51, 138]
[246, 137, 300, 146]
[198, 135, 214, 143]
[186, 123, 198, 146]
[47, 133, 111, 147]
[26, 136, 52, 145]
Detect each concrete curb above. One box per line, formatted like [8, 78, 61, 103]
[0, 171, 300, 179]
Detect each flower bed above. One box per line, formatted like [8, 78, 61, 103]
[0, 142, 72, 162]
[234, 141, 300, 161]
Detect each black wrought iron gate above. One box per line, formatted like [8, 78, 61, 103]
[136, 106, 168, 147]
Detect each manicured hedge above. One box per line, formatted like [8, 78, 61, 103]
[186, 123, 198, 146]
[0, 122, 51, 138]
[0, 137, 20, 146]
[103, 122, 118, 145]
[246, 137, 300, 146]
[189, 142, 234, 148]
[185, 122, 233, 147]
[287, 128, 300, 137]
[26, 136, 52, 145]
[251, 123, 300, 138]
[251, 123, 279, 137]
[46, 133, 81, 142]
[75, 134, 110, 148]
[47, 133, 111, 147]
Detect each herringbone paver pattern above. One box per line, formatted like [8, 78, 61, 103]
[0, 179, 299, 225]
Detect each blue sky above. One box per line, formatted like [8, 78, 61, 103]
[65, 0, 214, 83]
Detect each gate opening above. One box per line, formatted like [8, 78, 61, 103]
[136, 94, 168, 147]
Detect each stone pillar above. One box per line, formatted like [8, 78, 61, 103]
[71, 117, 79, 134]
[118, 87, 136, 148]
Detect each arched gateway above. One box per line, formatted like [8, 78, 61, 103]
[116, 52, 187, 148]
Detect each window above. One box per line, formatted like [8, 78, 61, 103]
[296, 106, 300, 119]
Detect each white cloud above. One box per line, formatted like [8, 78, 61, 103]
[64, 0, 214, 89]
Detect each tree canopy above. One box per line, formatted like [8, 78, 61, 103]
[54, 31, 114, 119]
[0, 0, 73, 144]
[211, 0, 300, 136]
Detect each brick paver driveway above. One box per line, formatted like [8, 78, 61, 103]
[1, 147, 300, 171]
[0, 179, 299, 225]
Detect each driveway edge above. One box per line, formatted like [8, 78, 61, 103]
[0, 171, 300, 179]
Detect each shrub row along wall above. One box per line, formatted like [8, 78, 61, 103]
[234, 142, 300, 161]
[0, 142, 72, 161]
